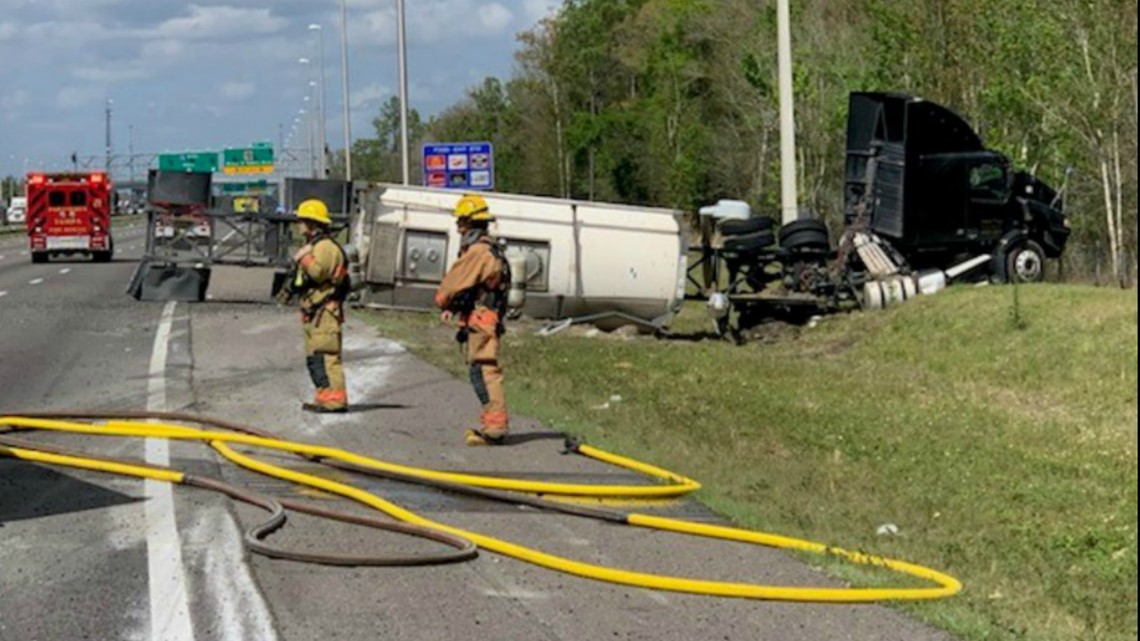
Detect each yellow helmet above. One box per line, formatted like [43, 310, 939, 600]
[296, 199, 332, 225]
[453, 194, 494, 222]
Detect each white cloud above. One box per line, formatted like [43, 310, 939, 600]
[478, 3, 514, 32]
[351, 82, 390, 109]
[220, 81, 256, 102]
[1, 89, 30, 111]
[351, 0, 519, 46]
[56, 86, 103, 110]
[1, 89, 30, 121]
[522, 0, 560, 24]
[72, 65, 154, 82]
[154, 5, 286, 40]
[142, 39, 185, 58]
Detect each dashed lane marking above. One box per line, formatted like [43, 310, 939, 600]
[29, 278, 44, 285]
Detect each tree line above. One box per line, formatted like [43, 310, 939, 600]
[348, 0, 1139, 286]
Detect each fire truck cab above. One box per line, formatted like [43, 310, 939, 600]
[26, 172, 115, 264]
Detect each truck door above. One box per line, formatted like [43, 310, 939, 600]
[964, 156, 1013, 243]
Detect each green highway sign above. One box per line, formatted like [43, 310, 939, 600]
[223, 142, 275, 175]
[157, 151, 219, 173]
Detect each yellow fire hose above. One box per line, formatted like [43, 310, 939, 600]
[0, 414, 961, 603]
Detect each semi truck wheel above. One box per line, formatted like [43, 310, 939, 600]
[723, 230, 777, 254]
[1005, 240, 1046, 283]
[31, 252, 48, 264]
[779, 219, 830, 252]
[719, 216, 776, 237]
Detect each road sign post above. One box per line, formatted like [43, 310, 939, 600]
[422, 142, 494, 191]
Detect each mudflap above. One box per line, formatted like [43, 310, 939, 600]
[127, 260, 211, 302]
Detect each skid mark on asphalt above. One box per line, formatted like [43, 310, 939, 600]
[305, 331, 407, 435]
[184, 507, 278, 641]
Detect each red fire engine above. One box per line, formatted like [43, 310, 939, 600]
[26, 172, 115, 263]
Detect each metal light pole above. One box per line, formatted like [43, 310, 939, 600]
[396, 0, 411, 185]
[128, 124, 135, 183]
[301, 106, 314, 178]
[291, 116, 302, 177]
[104, 98, 113, 179]
[339, 0, 353, 180]
[776, 0, 800, 224]
[307, 86, 319, 178]
[308, 24, 329, 178]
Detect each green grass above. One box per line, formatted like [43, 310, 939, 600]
[361, 284, 1138, 641]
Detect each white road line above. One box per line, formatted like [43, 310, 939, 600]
[59, 268, 71, 275]
[145, 301, 196, 641]
[0, 291, 7, 298]
[29, 278, 44, 285]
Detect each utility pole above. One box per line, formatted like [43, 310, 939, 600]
[128, 124, 135, 183]
[105, 98, 114, 180]
[303, 106, 315, 178]
[396, 0, 411, 185]
[309, 24, 329, 178]
[776, 0, 800, 224]
[339, 0, 353, 180]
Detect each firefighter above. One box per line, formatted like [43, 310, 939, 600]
[435, 194, 511, 446]
[293, 199, 351, 414]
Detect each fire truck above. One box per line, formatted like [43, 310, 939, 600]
[26, 172, 115, 263]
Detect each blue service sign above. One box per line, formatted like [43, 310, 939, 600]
[422, 142, 494, 191]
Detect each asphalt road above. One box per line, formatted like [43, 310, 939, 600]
[0, 227, 958, 641]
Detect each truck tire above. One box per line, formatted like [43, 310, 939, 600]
[779, 219, 830, 252]
[719, 216, 776, 237]
[93, 239, 114, 263]
[31, 252, 48, 264]
[1005, 240, 1046, 284]
[723, 230, 777, 255]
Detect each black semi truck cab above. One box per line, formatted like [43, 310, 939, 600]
[844, 92, 1071, 283]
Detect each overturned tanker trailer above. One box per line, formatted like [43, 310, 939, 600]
[352, 185, 690, 330]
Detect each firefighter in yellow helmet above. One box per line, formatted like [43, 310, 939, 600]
[435, 194, 511, 446]
[293, 199, 351, 413]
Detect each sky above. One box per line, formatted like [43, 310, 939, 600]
[0, 0, 562, 177]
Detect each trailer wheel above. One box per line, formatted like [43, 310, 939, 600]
[779, 219, 830, 252]
[719, 216, 776, 237]
[1005, 240, 1046, 284]
[31, 252, 48, 264]
[723, 230, 777, 254]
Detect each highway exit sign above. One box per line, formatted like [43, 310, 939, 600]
[157, 152, 218, 173]
[223, 143, 275, 175]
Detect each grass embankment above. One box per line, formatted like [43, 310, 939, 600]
[362, 284, 1137, 641]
